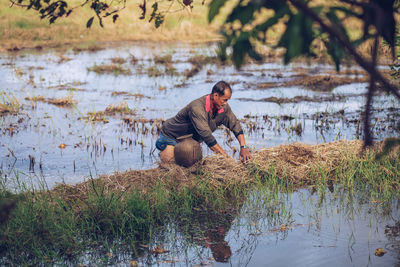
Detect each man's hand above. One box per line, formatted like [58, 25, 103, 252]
[239, 147, 251, 163]
[210, 143, 230, 158]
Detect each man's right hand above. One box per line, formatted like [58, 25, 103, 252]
[210, 143, 230, 158]
[239, 147, 251, 163]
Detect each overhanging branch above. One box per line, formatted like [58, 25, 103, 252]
[289, 0, 400, 101]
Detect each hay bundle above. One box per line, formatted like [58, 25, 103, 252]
[251, 140, 363, 183]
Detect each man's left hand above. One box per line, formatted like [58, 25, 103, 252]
[239, 147, 251, 163]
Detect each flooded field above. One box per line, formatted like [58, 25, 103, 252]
[1, 42, 399, 266]
[1, 42, 398, 189]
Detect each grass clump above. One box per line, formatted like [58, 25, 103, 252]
[81, 102, 135, 123]
[25, 95, 77, 107]
[110, 57, 127, 64]
[0, 92, 22, 115]
[87, 64, 131, 75]
[104, 101, 134, 114]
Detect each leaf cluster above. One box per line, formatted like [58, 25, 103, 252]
[11, 0, 126, 28]
[208, 0, 398, 70]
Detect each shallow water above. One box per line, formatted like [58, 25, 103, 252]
[1, 43, 398, 189]
[1, 42, 399, 266]
[72, 188, 400, 267]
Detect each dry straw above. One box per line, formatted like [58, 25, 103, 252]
[52, 140, 369, 203]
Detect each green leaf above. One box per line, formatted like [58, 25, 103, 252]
[86, 16, 94, 28]
[326, 9, 348, 38]
[262, 0, 287, 11]
[277, 11, 314, 64]
[232, 39, 251, 68]
[155, 14, 164, 28]
[208, 0, 226, 23]
[226, 4, 255, 25]
[325, 38, 346, 71]
[248, 47, 262, 62]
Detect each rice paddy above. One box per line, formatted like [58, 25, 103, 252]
[0, 42, 399, 266]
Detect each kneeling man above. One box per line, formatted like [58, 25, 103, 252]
[156, 81, 251, 163]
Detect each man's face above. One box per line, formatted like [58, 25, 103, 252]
[212, 89, 232, 110]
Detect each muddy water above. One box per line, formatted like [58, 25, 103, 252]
[1, 43, 400, 266]
[1, 42, 398, 189]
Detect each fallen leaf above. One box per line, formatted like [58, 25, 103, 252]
[152, 246, 169, 254]
[59, 143, 66, 149]
[375, 248, 386, 257]
[129, 260, 138, 266]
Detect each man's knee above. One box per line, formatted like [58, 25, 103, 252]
[160, 145, 175, 163]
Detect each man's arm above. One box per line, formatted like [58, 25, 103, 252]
[237, 134, 251, 162]
[222, 105, 251, 162]
[210, 143, 229, 157]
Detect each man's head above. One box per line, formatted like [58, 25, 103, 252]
[211, 81, 232, 110]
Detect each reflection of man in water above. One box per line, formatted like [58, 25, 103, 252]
[205, 225, 232, 262]
[181, 203, 240, 263]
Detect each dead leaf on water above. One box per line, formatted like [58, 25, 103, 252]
[151, 246, 169, 254]
[129, 260, 138, 266]
[375, 248, 386, 257]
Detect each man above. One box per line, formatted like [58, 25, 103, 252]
[156, 81, 251, 163]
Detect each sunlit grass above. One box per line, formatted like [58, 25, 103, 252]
[0, 92, 21, 114]
[0, 0, 220, 51]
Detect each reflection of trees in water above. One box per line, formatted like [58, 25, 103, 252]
[385, 220, 400, 265]
[140, 188, 400, 266]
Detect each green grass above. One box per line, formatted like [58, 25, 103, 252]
[0, 149, 399, 265]
[87, 64, 131, 75]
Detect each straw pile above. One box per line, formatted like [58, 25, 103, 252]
[52, 140, 367, 202]
[251, 139, 364, 184]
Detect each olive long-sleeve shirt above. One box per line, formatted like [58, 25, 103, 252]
[161, 94, 243, 147]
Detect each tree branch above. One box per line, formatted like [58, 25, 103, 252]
[289, 0, 400, 102]
[364, 35, 379, 147]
